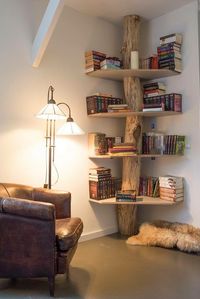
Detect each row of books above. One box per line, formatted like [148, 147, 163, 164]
[141, 55, 158, 69]
[139, 176, 160, 197]
[89, 167, 121, 200]
[88, 133, 123, 156]
[85, 50, 121, 73]
[159, 176, 184, 202]
[157, 33, 182, 73]
[86, 94, 123, 115]
[142, 133, 185, 155]
[139, 175, 184, 202]
[143, 93, 182, 112]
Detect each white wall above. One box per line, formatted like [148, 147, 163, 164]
[0, 0, 124, 239]
[139, 1, 200, 226]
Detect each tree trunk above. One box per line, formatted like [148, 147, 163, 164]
[117, 15, 143, 236]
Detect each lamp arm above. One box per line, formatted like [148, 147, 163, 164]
[57, 102, 72, 119]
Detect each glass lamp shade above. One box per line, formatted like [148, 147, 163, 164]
[57, 120, 85, 135]
[36, 103, 66, 120]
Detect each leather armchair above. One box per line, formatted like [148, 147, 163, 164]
[0, 183, 83, 296]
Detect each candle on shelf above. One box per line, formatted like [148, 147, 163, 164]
[131, 51, 139, 69]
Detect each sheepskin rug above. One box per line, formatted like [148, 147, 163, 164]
[127, 220, 200, 253]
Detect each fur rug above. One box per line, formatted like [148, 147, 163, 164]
[127, 220, 200, 253]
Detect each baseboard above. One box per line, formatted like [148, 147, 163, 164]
[80, 226, 118, 242]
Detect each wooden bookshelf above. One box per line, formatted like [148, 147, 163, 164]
[89, 196, 182, 205]
[86, 68, 179, 81]
[88, 111, 182, 118]
[89, 154, 182, 159]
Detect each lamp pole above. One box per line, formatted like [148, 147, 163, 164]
[37, 85, 84, 189]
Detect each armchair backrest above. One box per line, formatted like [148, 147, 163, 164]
[0, 183, 33, 200]
[0, 183, 71, 219]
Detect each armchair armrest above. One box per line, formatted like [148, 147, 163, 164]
[1, 197, 55, 221]
[33, 188, 71, 219]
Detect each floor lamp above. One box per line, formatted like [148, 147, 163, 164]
[36, 85, 84, 189]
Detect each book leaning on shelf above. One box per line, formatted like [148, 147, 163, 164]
[88, 133, 107, 156]
[139, 176, 160, 197]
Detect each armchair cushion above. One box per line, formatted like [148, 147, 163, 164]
[56, 218, 83, 251]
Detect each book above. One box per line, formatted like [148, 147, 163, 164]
[160, 33, 182, 45]
[159, 176, 184, 188]
[175, 135, 185, 155]
[160, 195, 184, 202]
[143, 82, 166, 90]
[85, 50, 106, 58]
[142, 107, 163, 112]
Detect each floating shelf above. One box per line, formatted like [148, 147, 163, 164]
[89, 196, 182, 205]
[86, 68, 179, 81]
[89, 154, 181, 159]
[88, 111, 181, 118]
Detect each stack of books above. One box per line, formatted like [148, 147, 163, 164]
[143, 93, 182, 112]
[109, 143, 137, 156]
[116, 190, 136, 202]
[143, 82, 166, 97]
[105, 136, 123, 152]
[89, 167, 121, 200]
[107, 104, 130, 113]
[142, 134, 185, 155]
[157, 33, 182, 73]
[159, 176, 184, 202]
[100, 57, 121, 70]
[85, 50, 106, 73]
[139, 176, 160, 197]
[86, 94, 123, 114]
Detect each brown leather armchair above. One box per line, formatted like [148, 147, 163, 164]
[0, 183, 83, 296]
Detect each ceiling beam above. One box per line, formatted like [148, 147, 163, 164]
[31, 0, 65, 67]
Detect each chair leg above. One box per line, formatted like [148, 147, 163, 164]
[48, 276, 55, 297]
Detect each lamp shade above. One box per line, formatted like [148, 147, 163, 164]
[36, 103, 66, 120]
[57, 120, 85, 135]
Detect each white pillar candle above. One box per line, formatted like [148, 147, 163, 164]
[131, 51, 139, 69]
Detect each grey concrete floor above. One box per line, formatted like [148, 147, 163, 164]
[0, 233, 200, 299]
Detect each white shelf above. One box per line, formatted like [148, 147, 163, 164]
[89, 154, 182, 159]
[86, 68, 179, 81]
[88, 111, 181, 118]
[89, 196, 182, 205]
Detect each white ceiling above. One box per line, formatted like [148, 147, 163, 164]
[64, 0, 195, 23]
